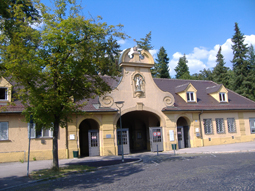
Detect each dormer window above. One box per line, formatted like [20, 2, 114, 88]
[219, 92, 226, 102]
[187, 92, 195, 102]
[0, 88, 7, 101]
[175, 83, 197, 103]
[206, 84, 228, 103]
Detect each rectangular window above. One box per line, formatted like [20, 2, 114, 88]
[219, 92, 226, 102]
[0, 88, 7, 100]
[203, 119, 213, 134]
[28, 123, 53, 138]
[216, 118, 225, 133]
[0, 122, 8, 140]
[249, 118, 255, 134]
[227, 118, 236, 133]
[187, 92, 195, 102]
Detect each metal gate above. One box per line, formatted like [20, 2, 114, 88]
[88, 130, 100, 156]
[117, 128, 130, 155]
[149, 127, 163, 152]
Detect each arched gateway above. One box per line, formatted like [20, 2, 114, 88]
[116, 111, 162, 154]
[79, 119, 100, 157]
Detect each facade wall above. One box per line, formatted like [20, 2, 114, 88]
[1, 110, 255, 163]
[200, 111, 255, 146]
[0, 114, 66, 163]
[1, 48, 255, 163]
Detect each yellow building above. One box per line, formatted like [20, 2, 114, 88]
[1, 47, 255, 162]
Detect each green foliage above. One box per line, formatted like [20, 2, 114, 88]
[0, 0, 40, 39]
[212, 46, 230, 88]
[0, 0, 127, 169]
[136, 31, 153, 51]
[231, 22, 255, 101]
[175, 54, 190, 79]
[30, 165, 95, 180]
[99, 36, 121, 76]
[152, 46, 170, 78]
[248, 44, 255, 69]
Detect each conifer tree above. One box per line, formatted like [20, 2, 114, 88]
[213, 46, 230, 88]
[231, 22, 255, 100]
[175, 54, 190, 79]
[153, 46, 170, 78]
[248, 44, 255, 70]
[136, 31, 153, 51]
[192, 68, 213, 81]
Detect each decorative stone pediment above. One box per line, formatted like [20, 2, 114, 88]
[118, 47, 154, 68]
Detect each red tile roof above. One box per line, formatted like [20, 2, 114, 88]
[1, 77, 255, 113]
[154, 78, 255, 111]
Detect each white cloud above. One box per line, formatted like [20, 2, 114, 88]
[244, 34, 255, 46]
[168, 34, 255, 77]
[149, 49, 158, 60]
[117, 39, 126, 45]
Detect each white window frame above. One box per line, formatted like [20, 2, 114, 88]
[227, 118, 236, 133]
[216, 118, 225, 133]
[187, 91, 195, 102]
[249, 118, 255, 134]
[28, 123, 53, 138]
[203, 118, 213, 134]
[219, 92, 226, 102]
[0, 122, 9, 140]
[0, 88, 8, 101]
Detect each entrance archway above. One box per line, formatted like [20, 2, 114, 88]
[177, 117, 190, 149]
[117, 111, 160, 153]
[79, 119, 100, 157]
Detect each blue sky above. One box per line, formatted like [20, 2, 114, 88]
[43, 0, 255, 77]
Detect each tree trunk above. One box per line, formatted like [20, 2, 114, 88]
[52, 119, 59, 170]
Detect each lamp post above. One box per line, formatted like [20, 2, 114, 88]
[115, 101, 124, 162]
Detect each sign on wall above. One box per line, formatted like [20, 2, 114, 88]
[69, 134, 75, 140]
[169, 130, 174, 141]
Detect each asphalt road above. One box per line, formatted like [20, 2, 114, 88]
[13, 152, 255, 191]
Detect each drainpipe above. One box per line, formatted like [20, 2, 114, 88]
[199, 110, 204, 147]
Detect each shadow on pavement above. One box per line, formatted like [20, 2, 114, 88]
[66, 158, 140, 167]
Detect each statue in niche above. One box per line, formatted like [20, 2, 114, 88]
[135, 75, 143, 91]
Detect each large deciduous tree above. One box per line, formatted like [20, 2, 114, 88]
[212, 46, 230, 88]
[0, 0, 126, 169]
[153, 46, 170, 78]
[231, 22, 255, 101]
[0, 0, 40, 38]
[175, 54, 190, 79]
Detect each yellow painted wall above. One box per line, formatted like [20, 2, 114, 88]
[200, 111, 255, 146]
[0, 114, 66, 163]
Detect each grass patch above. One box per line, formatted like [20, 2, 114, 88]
[30, 165, 95, 180]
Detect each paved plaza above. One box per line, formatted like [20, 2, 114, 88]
[1, 141, 255, 191]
